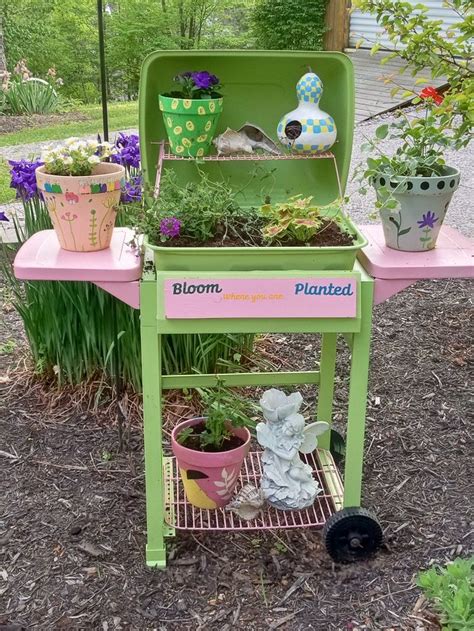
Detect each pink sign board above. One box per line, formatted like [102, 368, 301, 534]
[164, 277, 357, 319]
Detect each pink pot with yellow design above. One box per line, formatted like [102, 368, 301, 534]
[36, 163, 126, 252]
[171, 417, 251, 509]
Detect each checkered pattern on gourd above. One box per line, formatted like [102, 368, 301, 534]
[301, 117, 335, 134]
[293, 143, 332, 152]
[277, 116, 335, 139]
[296, 75, 323, 103]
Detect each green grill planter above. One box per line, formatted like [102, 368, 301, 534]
[147, 215, 367, 272]
[373, 166, 461, 252]
[158, 94, 223, 157]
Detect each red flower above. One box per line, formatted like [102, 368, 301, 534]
[420, 86, 443, 105]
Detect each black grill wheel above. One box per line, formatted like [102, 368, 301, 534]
[323, 507, 383, 563]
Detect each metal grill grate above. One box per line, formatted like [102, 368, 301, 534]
[163, 449, 343, 531]
[152, 141, 334, 162]
[153, 141, 343, 199]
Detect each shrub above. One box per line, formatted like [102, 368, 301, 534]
[417, 557, 473, 630]
[352, 0, 473, 149]
[253, 0, 329, 50]
[1, 61, 63, 115]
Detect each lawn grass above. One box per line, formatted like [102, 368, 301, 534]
[0, 158, 14, 204]
[0, 101, 138, 148]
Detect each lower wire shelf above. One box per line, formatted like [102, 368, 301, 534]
[163, 449, 344, 531]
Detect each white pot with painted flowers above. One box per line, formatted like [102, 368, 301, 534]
[355, 87, 461, 252]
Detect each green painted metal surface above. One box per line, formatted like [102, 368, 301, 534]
[139, 51, 355, 207]
[139, 51, 374, 568]
[162, 371, 320, 390]
[140, 262, 374, 568]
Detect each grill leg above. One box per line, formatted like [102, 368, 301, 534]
[343, 278, 373, 508]
[141, 281, 167, 567]
[316, 333, 337, 450]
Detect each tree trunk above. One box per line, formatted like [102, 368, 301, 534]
[324, 0, 350, 51]
[0, 17, 7, 74]
[188, 14, 195, 46]
[178, 1, 186, 39]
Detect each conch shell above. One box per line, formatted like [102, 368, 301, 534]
[225, 484, 265, 521]
[213, 128, 253, 155]
[237, 123, 280, 155]
[213, 123, 281, 156]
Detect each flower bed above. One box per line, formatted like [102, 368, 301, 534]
[2, 134, 255, 389]
[134, 169, 366, 272]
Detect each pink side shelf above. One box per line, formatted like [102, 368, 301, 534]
[357, 224, 473, 305]
[13, 229, 142, 309]
[358, 224, 474, 280]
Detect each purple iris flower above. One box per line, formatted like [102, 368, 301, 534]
[160, 217, 181, 239]
[111, 133, 140, 169]
[9, 159, 43, 201]
[417, 211, 438, 229]
[120, 175, 142, 204]
[0, 211, 8, 222]
[191, 71, 219, 90]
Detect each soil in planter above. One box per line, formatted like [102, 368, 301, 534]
[159, 218, 355, 248]
[178, 421, 246, 453]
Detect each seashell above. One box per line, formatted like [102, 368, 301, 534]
[237, 123, 281, 156]
[225, 484, 265, 521]
[213, 128, 253, 156]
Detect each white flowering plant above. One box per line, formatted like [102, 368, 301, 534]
[40, 138, 117, 177]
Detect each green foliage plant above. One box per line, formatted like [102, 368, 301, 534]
[261, 195, 344, 243]
[354, 89, 459, 211]
[352, 0, 473, 145]
[417, 557, 473, 630]
[2, 164, 254, 390]
[137, 168, 265, 246]
[253, 0, 329, 50]
[178, 380, 256, 450]
[352, 0, 473, 212]
[2, 193, 143, 389]
[2, 60, 62, 114]
[1, 0, 256, 103]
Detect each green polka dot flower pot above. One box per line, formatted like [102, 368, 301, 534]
[159, 94, 223, 157]
[372, 166, 461, 252]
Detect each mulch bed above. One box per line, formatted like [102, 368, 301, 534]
[0, 113, 88, 136]
[1, 278, 472, 630]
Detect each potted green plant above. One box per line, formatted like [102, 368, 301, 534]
[171, 382, 252, 509]
[356, 87, 461, 251]
[159, 70, 223, 158]
[36, 138, 125, 252]
[135, 168, 366, 272]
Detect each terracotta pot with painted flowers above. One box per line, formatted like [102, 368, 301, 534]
[36, 138, 125, 252]
[171, 382, 251, 510]
[356, 87, 461, 252]
[159, 70, 223, 158]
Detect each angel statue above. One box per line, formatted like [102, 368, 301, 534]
[256, 389, 329, 511]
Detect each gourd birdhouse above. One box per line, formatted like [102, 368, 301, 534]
[277, 72, 337, 154]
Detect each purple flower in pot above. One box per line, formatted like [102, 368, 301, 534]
[160, 216, 181, 239]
